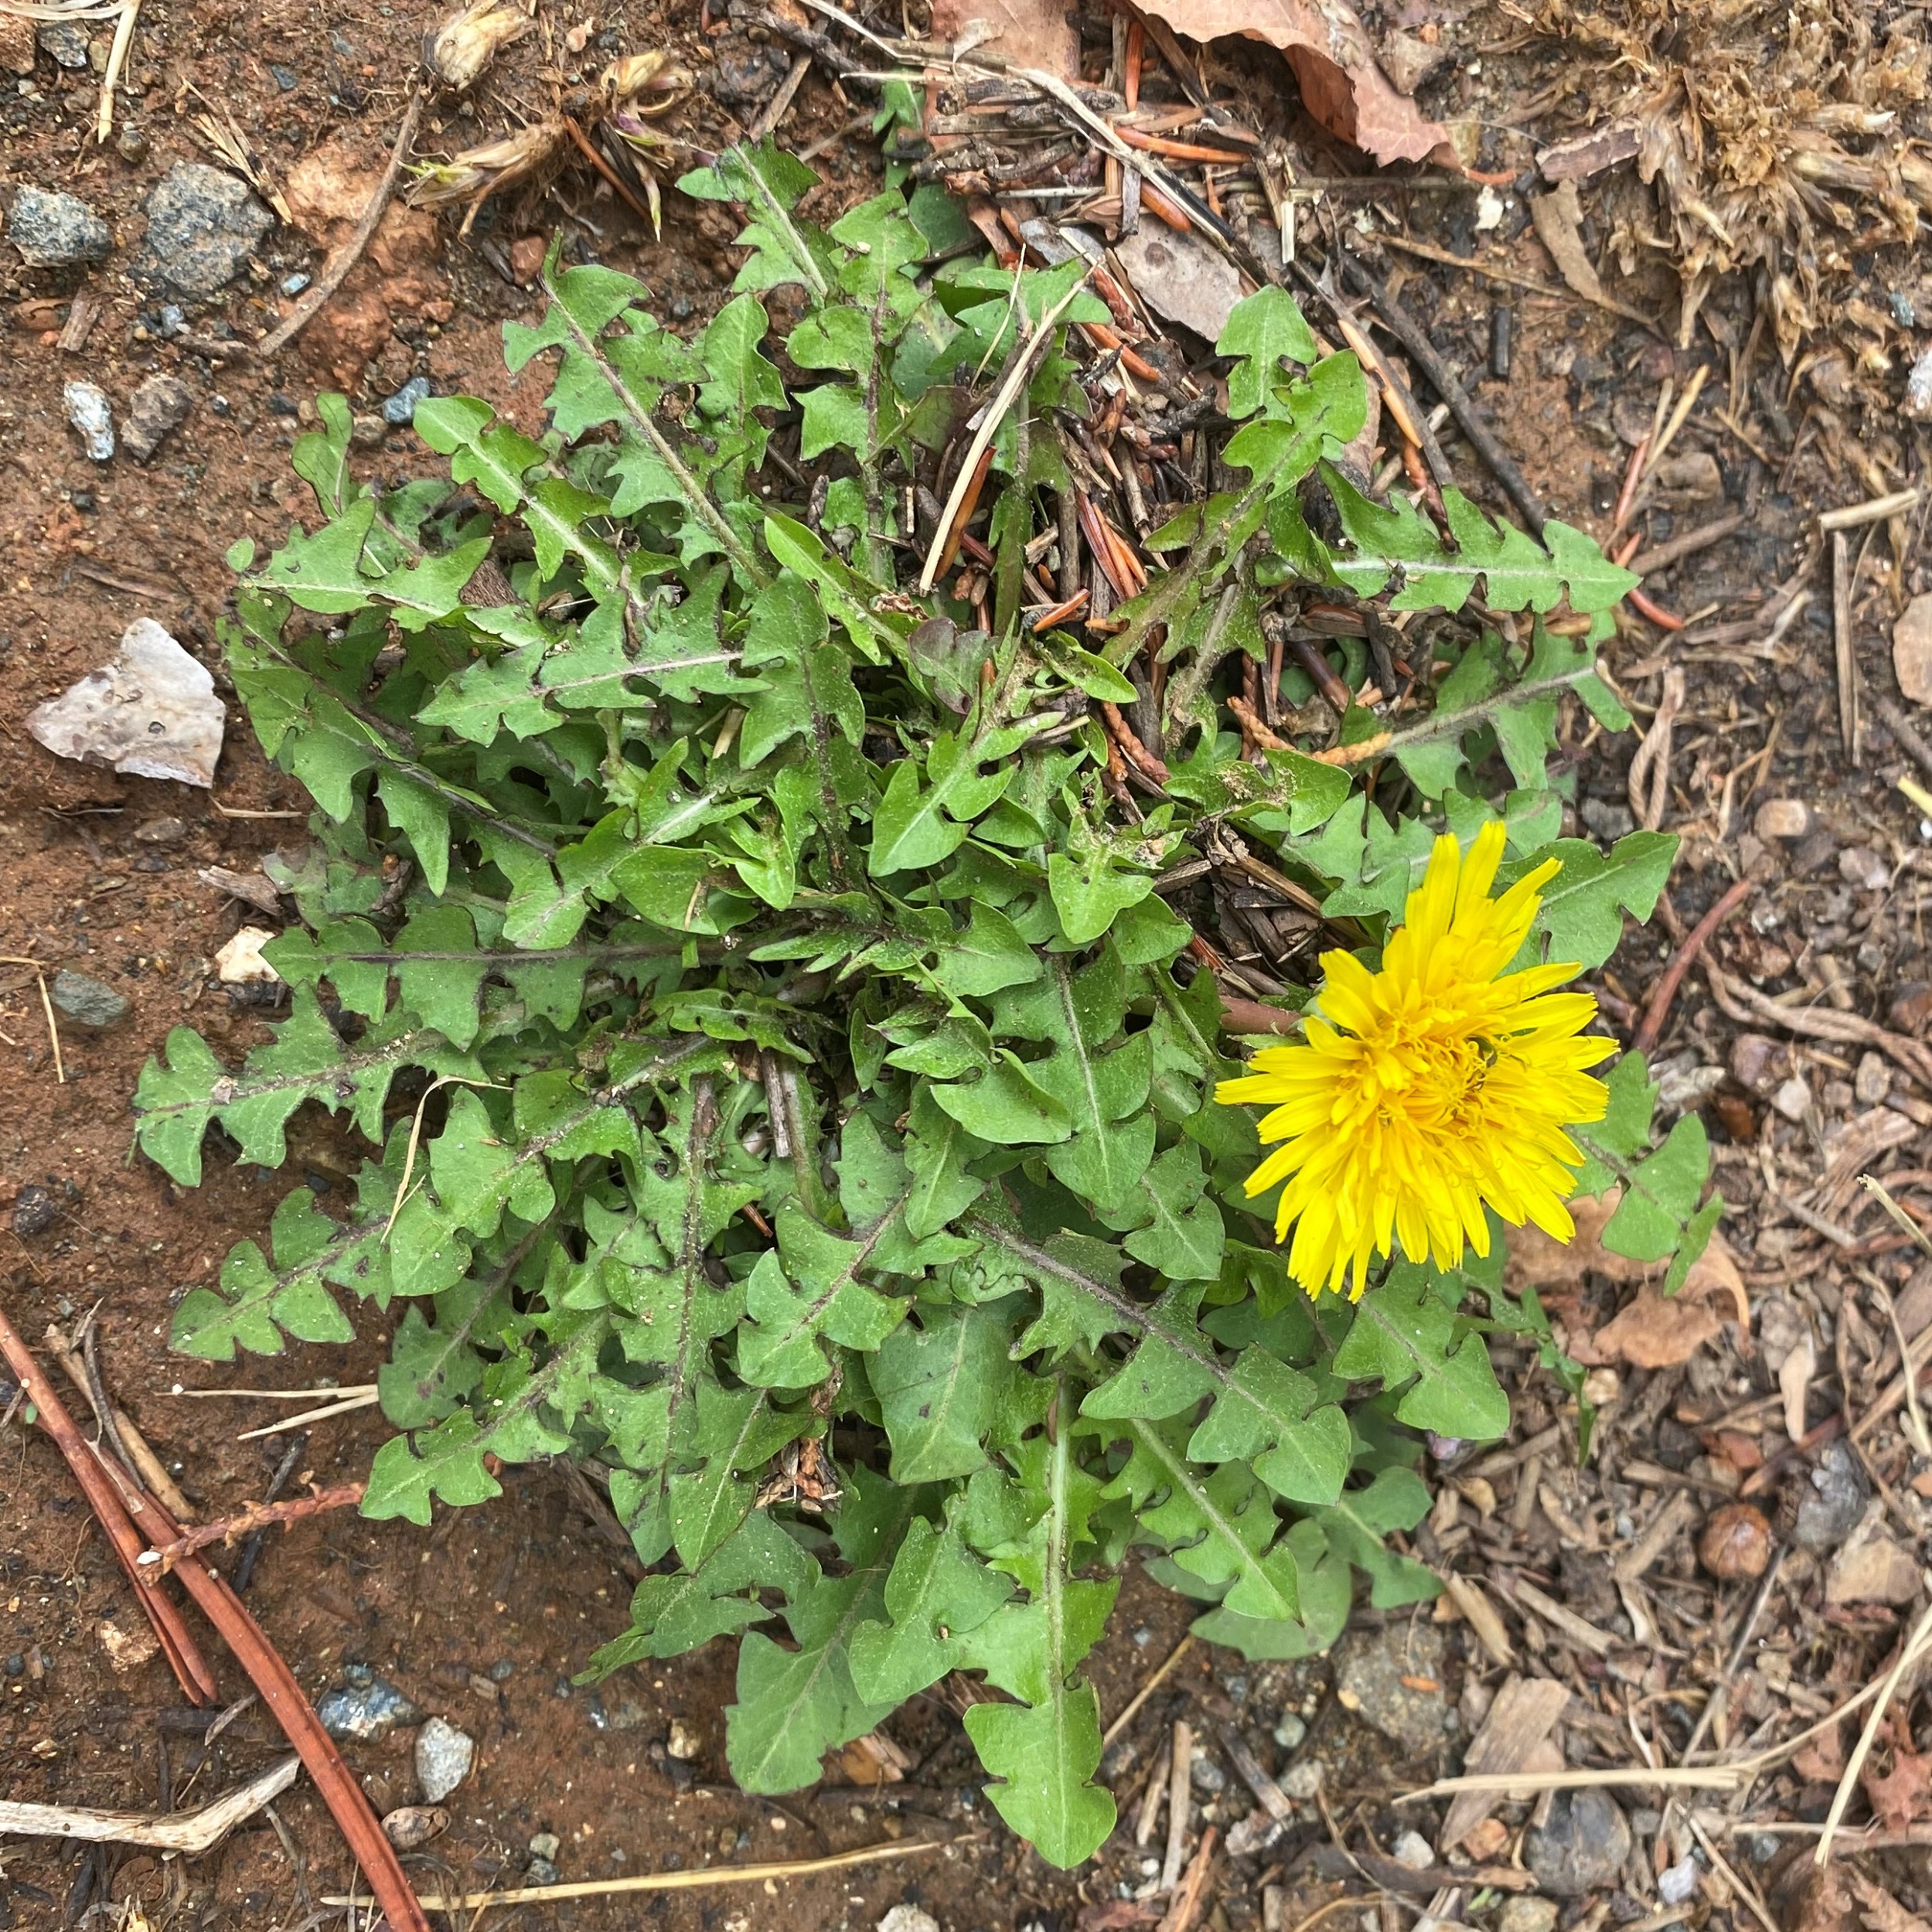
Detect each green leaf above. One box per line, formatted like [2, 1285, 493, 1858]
[738, 1199, 910, 1389]
[1331, 1265, 1509, 1440]
[1520, 832, 1678, 969]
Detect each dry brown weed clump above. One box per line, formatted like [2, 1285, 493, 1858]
[1525, 0, 1931, 366]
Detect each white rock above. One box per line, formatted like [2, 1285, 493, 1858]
[1278, 1759, 1324, 1800]
[877, 1907, 941, 1932]
[215, 926, 281, 983]
[1771, 1075, 1811, 1123]
[1392, 1829, 1436, 1869]
[27, 618, 225, 788]
[414, 1715, 475, 1802]
[64, 380, 114, 461]
[666, 1716, 700, 1760]
[1658, 1855, 1699, 1904]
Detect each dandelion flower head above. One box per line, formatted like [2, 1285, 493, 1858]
[1215, 819, 1613, 1298]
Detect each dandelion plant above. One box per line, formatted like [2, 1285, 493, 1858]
[136, 144, 1719, 1866]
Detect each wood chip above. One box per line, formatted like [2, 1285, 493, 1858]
[1440, 1674, 1571, 1851]
[1508, 1576, 1618, 1656]
[1613, 1488, 1699, 1583]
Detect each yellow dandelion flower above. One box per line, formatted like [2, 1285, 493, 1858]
[1215, 819, 1614, 1300]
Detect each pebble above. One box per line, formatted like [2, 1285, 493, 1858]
[666, 1717, 700, 1761]
[381, 1804, 448, 1850]
[317, 1671, 423, 1742]
[526, 1856, 561, 1886]
[1190, 1753, 1225, 1794]
[351, 412, 388, 447]
[1753, 797, 1809, 840]
[382, 375, 432, 425]
[1839, 846, 1889, 891]
[1771, 1074, 1811, 1123]
[1894, 594, 1932, 707]
[1658, 1855, 1699, 1905]
[1273, 1713, 1307, 1750]
[130, 162, 274, 298]
[36, 20, 89, 66]
[279, 271, 311, 298]
[158, 303, 186, 336]
[415, 1716, 475, 1802]
[1334, 1623, 1448, 1753]
[509, 233, 546, 284]
[1579, 796, 1635, 841]
[877, 1908, 941, 1932]
[1855, 1053, 1890, 1105]
[1698, 1502, 1772, 1580]
[1391, 1831, 1435, 1870]
[12, 1186, 56, 1237]
[63, 381, 114, 462]
[8, 186, 113, 267]
[50, 969, 128, 1028]
[132, 816, 187, 843]
[1892, 983, 1932, 1034]
[529, 1832, 561, 1861]
[1498, 1901, 1558, 1932]
[122, 373, 193, 463]
[1524, 1787, 1632, 1896]
[1278, 1760, 1324, 1801]
[115, 126, 148, 164]
[1793, 1440, 1870, 1552]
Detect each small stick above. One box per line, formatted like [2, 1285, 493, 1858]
[1630, 877, 1753, 1055]
[0, 1754, 298, 1853]
[237, 1388, 382, 1441]
[1103, 1632, 1194, 1747]
[139, 1483, 366, 1576]
[322, 1835, 964, 1909]
[1161, 1718, 1192, 1891]
[0, 1304, 218, 1705]
[1218, 995, 1302, 1037]
[254, 90, 424, 359]
[920, 275, 1092, 594]
[1831, 530, 1859, 760]
[1136, 1739, 1173, 1845]
[561, 114, 657, 230]
[133, 1484, 433, 1932]
[1337, 246, 1548, 533]
[1626, 510, 1746, 578]
[1874, 695, 1932, 785]
[748, 52, 813, 141]
[46, 1321, 194, 1521]
[1820, 486, 1923, 531]
[94, 0, 140, 142]
[36, 973, 65, 1084]
[1375, 231, 1661, 332]
[1158, 1824, 1218, 1932]
[235, 1430, 309, 1594]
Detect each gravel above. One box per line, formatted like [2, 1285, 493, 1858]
[129, 163, 274, 298]
[8, 186, 113, 267]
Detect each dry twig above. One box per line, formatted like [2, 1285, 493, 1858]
[0, 1756, 298, 1853]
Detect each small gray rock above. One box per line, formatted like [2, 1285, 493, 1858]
[528, 1832, 561, 1862]
[63, 381, 114, 462]
[1525, 1787, 1632, 1896]
[1335, 1622, 1449, 1753]
[1498, 1900, 1559, 1932]
[1391, 1829, 1435, 1870]
[382, 375, 431, 425]
[12, 1185, 57, 1238]
[1273, 1713, 1307, 1750]
[8, 186, 113, 267]
[317, 1671, 424, 1743]
[36, 20, 89, 66]
[122, 373, 193, 463]
[526, 1857, 561, 1887]
[1579, 796, 1636, 842]
[279, 271, 311, 298]
[50, 969, 128, 1028]
[130, 163, 274, 299]
[1794, 1440, 1870, 1552]
[1277, 1759, 1323, 1800]
[416, 1715, 475, 1801]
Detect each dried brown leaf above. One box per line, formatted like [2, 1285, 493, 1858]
[1131, 0, 1454, 167]
[1862, 1714, 1932, 1833]
[931, 0, 1078, 81]
[1852, 1873, 1932, 1932]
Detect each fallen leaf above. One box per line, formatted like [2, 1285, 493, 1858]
[1792, 1719, 1845, 1784]
[1528, 181, 1607, 305]
[1508, 1189, 1748, 1368]
[1130, 0, 1454, 167]
[1863, 1713, 1932, 1833]
[930, 0, 1078, 81]
[1852, 1873, 1932, 1932]
[1788, 1866, 1856, 1932]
